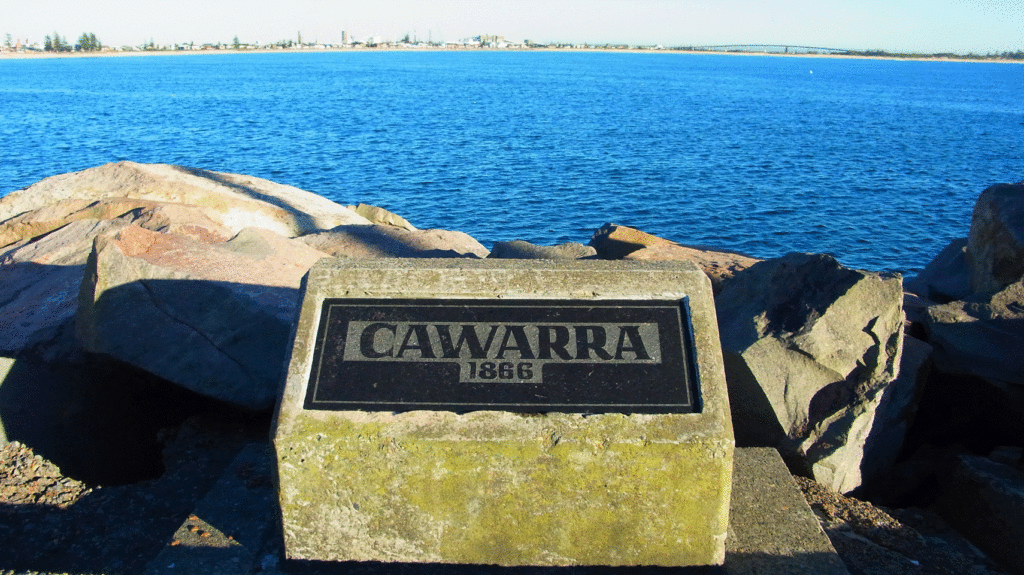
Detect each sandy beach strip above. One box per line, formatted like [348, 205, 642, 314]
[0, 46, 1019, 64]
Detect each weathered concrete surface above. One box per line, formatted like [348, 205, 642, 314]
[77, 225, 330, 410]
[299, 224, 488, 259]
[274, 259, 733, 567]
[140, 445, 845, 575]
[716, 253, 905, 494]
[487, 239, 597, 260]
[725, 448, 849, 575]
[0, 161, 370, 237]
[965, 182, 1024, 294]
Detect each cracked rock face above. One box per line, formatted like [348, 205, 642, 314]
[76, 225, 330, 410]
[925, 279, 1024, 405]
[716, 253, 906, 494]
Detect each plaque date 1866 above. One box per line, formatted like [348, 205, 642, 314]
[304, 299, 701, 414]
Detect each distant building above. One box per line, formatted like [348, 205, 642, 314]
[342, 31, 348, 45]
[479, 34, 506, 47]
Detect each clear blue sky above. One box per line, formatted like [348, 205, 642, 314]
[4, 0, 1022, 54]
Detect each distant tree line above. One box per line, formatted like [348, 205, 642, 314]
[42, 31, 102, 52]
[77, 32, 101, 51]
[847, 48, 1024, 61]
[44, 32, 70, 52]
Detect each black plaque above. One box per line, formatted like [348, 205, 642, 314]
[303, 298, 701, 414]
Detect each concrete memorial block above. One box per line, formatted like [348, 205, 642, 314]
[273, 259, 733, 567]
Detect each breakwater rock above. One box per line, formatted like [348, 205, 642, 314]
[716, 252, 905, 494]
[1, 163, 1022, 569]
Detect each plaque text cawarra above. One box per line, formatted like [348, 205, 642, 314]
[304, 298, 700, 413]
[345, 321, 662, 383]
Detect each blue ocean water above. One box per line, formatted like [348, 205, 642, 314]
[1, 51, 1022, 275]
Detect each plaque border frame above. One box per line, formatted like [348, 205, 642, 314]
[302, 297, 703, 414]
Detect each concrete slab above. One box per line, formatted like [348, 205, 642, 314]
[726, 448, 848, 575]
[141, 446, 845, 574]
[144, 443, 278, 575]
[273, 259, 734, 567]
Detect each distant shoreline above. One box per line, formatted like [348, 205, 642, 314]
[1, 46, 1021, 64]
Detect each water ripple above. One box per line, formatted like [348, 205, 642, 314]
[1, 52, 1022, 275]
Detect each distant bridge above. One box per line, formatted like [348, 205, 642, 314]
[687, 44, 852, 55]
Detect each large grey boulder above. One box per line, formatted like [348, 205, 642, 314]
[716, 253, 905, 493]
[924, 278, 1024, 409]
[966, 182, 1024, 294]
[487, 240, 596, 260]
[77, 225, 330, 410]
[904, 238, 971, 303]
[300, 224, 488, 259]
[0, 161, 371, 237]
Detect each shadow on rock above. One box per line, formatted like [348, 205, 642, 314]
[0, 412, 265, 574]
[0, 354, 238, 485]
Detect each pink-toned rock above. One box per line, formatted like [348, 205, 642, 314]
[0, 198, 97, 249]
[118, 202, 233, 243]
[300, 224, 489, 259]
[0, 199, 239, 361]
[624, 243, 760, 293]
[588, 223, 674, 260]
[348, 203, 417, 231]
[103, 224, 327, 287]
[0, 197, 233, 250]
[0, 161, 371, 237]
[0, 218, 131, 361]
[76, 225, 331, 410]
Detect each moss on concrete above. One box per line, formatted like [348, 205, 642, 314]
[277, 412, 732, 566]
